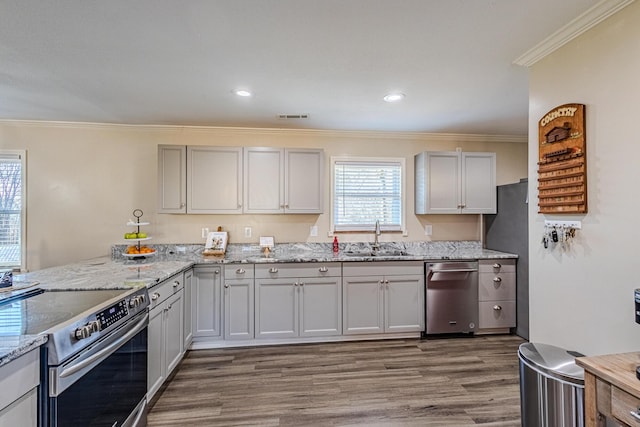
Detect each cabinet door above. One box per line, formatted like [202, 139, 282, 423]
[183, 269, 193, 351]
[255, 278, 298, 338]
[193, 267, 222, 338]
[299, 277, 341, 337]
[158, 145, 186, 213]
[187, 146, 243, 214]
[147, 302, 166, 400]
[285, 148, 324, 213]
[224, 278, 255, 340]
[342, 276, 384, 335]
[423, 151, 461, 214]
[165, 291, 184, 376]
[244, 147, 284, 213]
[385, 274, 424, 333]
[461, 152, 496, 214]
[0, 388, 37, 427]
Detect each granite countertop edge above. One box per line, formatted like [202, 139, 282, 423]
[1, 241, 516, 365]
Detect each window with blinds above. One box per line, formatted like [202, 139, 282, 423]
[333, 158, 404, 232]
[0, 151, 24, 269]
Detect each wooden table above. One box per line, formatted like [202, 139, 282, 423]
[576, 352, 640, 426]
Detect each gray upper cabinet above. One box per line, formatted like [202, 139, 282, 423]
[415, 151, 496, 214]
[187, 146, 243, 214]
[158, 145, 187, 213]
[244, 147, 324, 214]
[159, 144, 323, 215]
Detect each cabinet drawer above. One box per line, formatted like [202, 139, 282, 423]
[224, 265, 254, 279]
[0, 349, 39, 411]
[479, 272, 515, 301]
[149, 273, 183, 309]
[478, 301, 515, 329]
[479, 259, 515, 274]
[612, 386, 640, 426]
[255, 263, 341, 279]
[343, 261, 423, 277]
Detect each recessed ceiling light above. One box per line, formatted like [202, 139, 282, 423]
[234, 89, 252, 97]
[383, 93, 405, 103]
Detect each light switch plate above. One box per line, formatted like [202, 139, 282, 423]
[310, 226, 318, 237]
[244, 227, 252, 238]
[425, 225, 432, 236]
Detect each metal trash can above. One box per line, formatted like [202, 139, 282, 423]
[518, 343, 585, 427]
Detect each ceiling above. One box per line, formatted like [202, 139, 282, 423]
[0, 0, 606, 135]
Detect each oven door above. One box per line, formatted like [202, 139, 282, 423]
[46, 311, 148, 427]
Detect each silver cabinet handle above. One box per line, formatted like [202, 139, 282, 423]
[319, 266, 329, 273]
[629, 410, 640, 421]
[173, 281, 180, 287]
[236, 268, 245, 274]
[493, 263, 501, 269]
[269, 267, 278, 273]
[151, 292, 160, 301]
[493, 305, 502, 311]
[215, 270, 220, 274]
[299, 282, 304, 286]
[293, 282, 298, 287]
[224, 284, 229, 288]
[493, 277, 502, 283]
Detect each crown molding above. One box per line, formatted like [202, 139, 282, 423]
[514, 0, 635, 67]
[0, 119, 527, 144]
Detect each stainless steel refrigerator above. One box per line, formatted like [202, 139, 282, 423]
[484, 178, 529, 340]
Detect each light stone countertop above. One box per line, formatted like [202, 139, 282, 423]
[0, 241, 516, 366]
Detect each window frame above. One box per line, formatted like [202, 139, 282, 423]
[0, 150, 26, 271]
[330, 156, 406, 234]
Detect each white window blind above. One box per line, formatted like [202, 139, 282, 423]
[333, 160, 403, 231]
[0, 152, 23, 269]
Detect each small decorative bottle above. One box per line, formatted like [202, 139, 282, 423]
[333, 236, 339, 254]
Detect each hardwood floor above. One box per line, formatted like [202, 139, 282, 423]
[148, 335, 525, 426]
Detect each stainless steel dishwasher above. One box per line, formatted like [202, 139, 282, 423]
[425, 261, 478, 334]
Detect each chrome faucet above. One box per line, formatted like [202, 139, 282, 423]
[372, 220, 381, 251]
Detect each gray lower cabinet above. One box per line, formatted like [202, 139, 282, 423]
[0, 348, 39, 427]
[148, 272, 184, 401]
[343, 261, 424, 335]
[224, 265, 255, 340]
[255, 263, 341, 339]
[478, 259, 516, 331]
[192, 266, 222, 339]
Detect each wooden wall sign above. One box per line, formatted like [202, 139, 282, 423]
[537, 103, 587, 213]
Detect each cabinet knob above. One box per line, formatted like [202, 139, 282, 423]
[493, 277, 502, 283]
[151, 292, 160, 301]
[493, 263, 501, 269]
[180, 202, 185, 208]
[173, 281, 180, 287]
[319, 266, 329, 273]
[493, 305, 502, 311]
[215, 270, 220, 274]
[224, 284, 229, 288]
[299, 282, 304, 287]
[293, 282, 298, 287]
[269, 267, 278, 273]
[236, 268, 245, 274]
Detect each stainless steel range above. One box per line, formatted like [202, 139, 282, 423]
[0, 286, 149, 427]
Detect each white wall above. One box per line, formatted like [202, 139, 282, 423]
[528, 1, 640, 355]
[0, 123, 526, 271]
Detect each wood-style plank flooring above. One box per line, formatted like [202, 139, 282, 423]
[148, 335, 525, 426]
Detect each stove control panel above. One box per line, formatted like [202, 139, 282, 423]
[97, 300, 130, 330]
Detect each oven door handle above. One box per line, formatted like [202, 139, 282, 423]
[59, 312, 149, 379]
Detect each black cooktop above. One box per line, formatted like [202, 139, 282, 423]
[0, 288, 128, 336]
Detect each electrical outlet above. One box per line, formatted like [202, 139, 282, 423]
[201, 228, 209, 238]
[310, 226, 318, 237]
[424, 225, 432, 236]
[244, 227, 252, 238]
